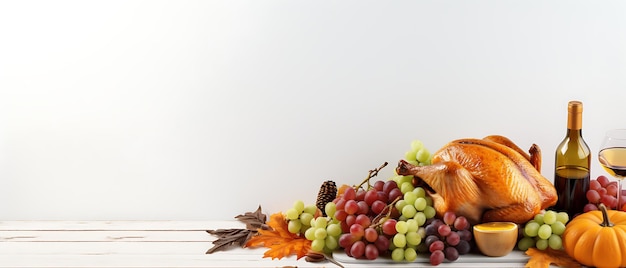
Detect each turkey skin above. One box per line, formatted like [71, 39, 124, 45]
[396, 135, 557, 224]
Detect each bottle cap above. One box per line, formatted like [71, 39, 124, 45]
[567, 101, 583, 130]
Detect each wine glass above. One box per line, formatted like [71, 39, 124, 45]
[598, 129, 626, 210]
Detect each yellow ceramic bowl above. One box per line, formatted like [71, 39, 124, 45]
[473, 222, 518, 257]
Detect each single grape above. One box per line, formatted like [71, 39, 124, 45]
[438, 224, 452, 237]
[355, 214, 371, 227]
[350, 224, 364, 238]
[326, 235, 339, 250]
[293, 200, 305, 213]
[288, 220, 301, 234]
[414, 212, 427, 226]
[383, 179, 398, 193]
[556, 212, 569, 224]
[517, 236, 535, 251]
[303, 205, 317, 215]
[343, 187, 356, 201]
[524, 221, 540, 237]
[429, 240, 445, 252]
[345, 215, 356, 227]
[590, 179, 602, 191]
[304, 226, 316, 240]
[327, 223, 342, 237]
[400, 181, 414, 194]
[537, 224, 552, 240]
[402, 205, 417, 218]
[443, 211, 457, 225]
[311, 238, 325, 252]
[285, 208, 299, 220]
[598, 187, 608, 196]
[404, 191, 418, 206]
[396, 220, 409, 234]
[597, 175, 611, 187]
[388, 188, 403, 203]
[457, 229, 472, 241]
[350, 240, 365, 259]
[551, 221, 566, 236]
[333, 210, 347, 221]
[364, 243, 379, 260]
[315, 217, 328, 229]
[548, 234, 563, 250]
[371, 200, 386, 214]
[391, 247, 405, 261]
[414, 197, 427, 211]
[444, 246, 459, 261]
[324, 202, 336, 219]
[355, 189, 366, 201]
[413, 187, 426, 198]
[536, 238, 549, 250]
[393, 233, 407, 248]
[382, 219, 398, 236]
[405, 247, 418, 262]
[406, 231, 421, 246]
[364, 189, 378, 206]
[586, 189, 601, 204]
[374, 235, 390, 252]
[405, 219, 419, 232]
[456, 239, 471, 255]
[453, 216, 470, 231]
[339, 233, 357, 248]
[373, 180, 385, 191]
[416, 148, 430, 163]
[345, 200, 359, 215]
[425, 235, 439, 247]
[424, 206, 437, 219]
[543, 211, 557, 225]
[364, 227, 378, 242]
[357, 201, 369, 215]
[534, 214, 544, 225]
[430, 249, 445, 265]
[314, 228, 327, 240]
[446, 231, 460, 246]
[583, 203, 598, 212]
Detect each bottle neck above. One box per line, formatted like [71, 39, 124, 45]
[566, 128, 583, 139]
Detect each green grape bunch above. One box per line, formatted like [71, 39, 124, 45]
[518, 210, 569, 251]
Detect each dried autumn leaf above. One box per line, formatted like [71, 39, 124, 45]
[235, 205, 269, 230]
[206, 206, 268, 254]
[245, 212, 312, 260]
[525, 248, 581, 268]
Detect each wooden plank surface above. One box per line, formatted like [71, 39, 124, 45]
[0, 221, 528, 268]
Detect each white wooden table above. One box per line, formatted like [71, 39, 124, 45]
[0, 221, 530, 267]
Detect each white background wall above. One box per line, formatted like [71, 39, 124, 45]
[1, 1, 625, 220]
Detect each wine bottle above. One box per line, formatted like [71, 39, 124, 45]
[553, 100, 591, 218]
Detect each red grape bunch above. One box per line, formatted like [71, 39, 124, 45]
[585, 175, 626, 212]
[423, 212, 473, 265]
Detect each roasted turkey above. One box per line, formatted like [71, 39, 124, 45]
[396, 135, 557, 224]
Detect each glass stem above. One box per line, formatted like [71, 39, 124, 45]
[618, 180, 623, 210]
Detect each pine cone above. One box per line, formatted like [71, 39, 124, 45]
[316, 180, 337, 216]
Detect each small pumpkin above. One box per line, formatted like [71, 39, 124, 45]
[562, 204, 626, 268]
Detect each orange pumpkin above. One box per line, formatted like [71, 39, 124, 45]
[562, 204, 626, 268]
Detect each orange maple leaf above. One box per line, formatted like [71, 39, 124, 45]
[245, 212, 311, 260]
[525, 248, 581, 268]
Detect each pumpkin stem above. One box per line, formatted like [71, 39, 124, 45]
[598, 203, 614, 227]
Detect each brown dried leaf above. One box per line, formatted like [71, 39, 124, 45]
[206, 228, 254, 254]
[235, 205, 269, 230]
[206, 206, 268, 254]
[525, 248, 581, 268]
